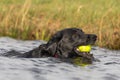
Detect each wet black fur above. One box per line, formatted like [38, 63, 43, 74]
[3, 28, 97, 63]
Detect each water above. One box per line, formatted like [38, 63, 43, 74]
[0, 37, 120, 80]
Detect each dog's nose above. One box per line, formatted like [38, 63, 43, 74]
[92, 35, 97, 41]
[87, 34, 97, 41]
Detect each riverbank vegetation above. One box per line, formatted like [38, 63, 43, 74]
[0, 0, 120, 49]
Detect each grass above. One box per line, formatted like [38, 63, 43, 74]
[0, 0, 120, 50]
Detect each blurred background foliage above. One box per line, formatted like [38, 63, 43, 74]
[0, 0, 120, 49]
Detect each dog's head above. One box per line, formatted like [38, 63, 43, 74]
[46, 28, 97, 61]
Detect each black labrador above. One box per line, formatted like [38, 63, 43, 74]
[3, 28, 97, 64]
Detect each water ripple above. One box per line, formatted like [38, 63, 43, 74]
[0, 37, 120, 80]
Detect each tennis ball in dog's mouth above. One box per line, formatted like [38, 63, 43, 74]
[77, 45, 91, 52]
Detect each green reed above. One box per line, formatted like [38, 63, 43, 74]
[0, 0, 120, 49]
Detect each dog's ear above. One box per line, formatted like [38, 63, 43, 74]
[46, 31, 63, 56]
[47, 31, 62, 45]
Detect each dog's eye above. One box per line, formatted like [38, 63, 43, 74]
[72, 34, 80, 40]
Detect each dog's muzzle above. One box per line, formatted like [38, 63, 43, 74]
[74, 45, 94, 60]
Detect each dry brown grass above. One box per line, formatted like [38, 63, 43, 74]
[0, 0, 120, 49]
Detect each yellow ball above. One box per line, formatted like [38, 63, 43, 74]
[77, 45, 91, 52]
